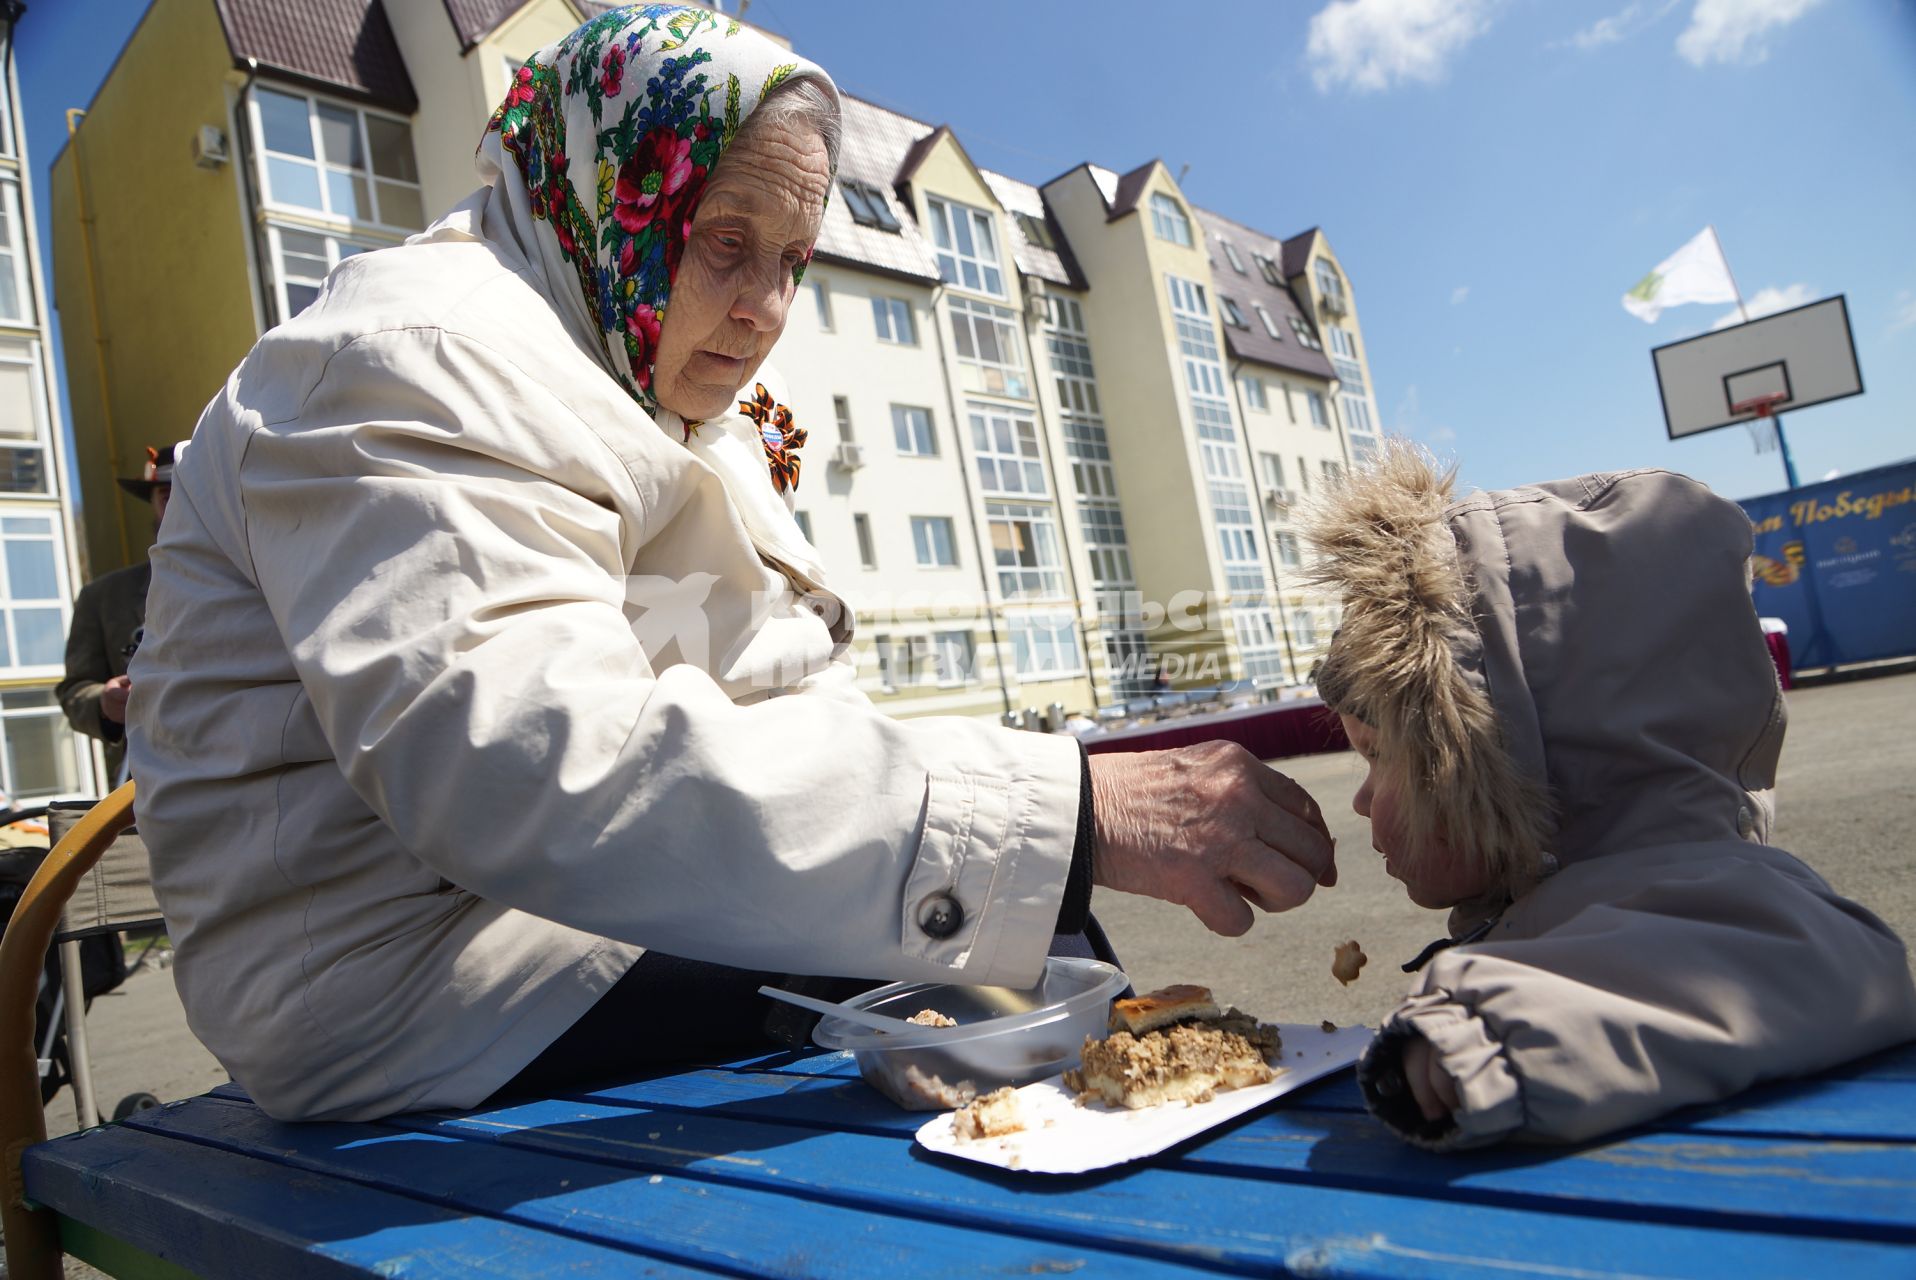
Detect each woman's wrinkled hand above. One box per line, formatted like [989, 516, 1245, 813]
[1087, 741, 1336, 936]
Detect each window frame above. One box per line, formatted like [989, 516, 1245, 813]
[853, 512, 877, 569]
[910, 515, 959, 569]
[1149, 192, 1192, 247]
[1253, 301, 1282, 339]
[986, 500, 1068, 600]
[1306, 389, 1330, 428]
[969, 404, 1048, 498]
[0, 179, 32, 325]
[841, 179, 901, 232]
[1289, 314, 1322, 350]
[948, 298, 1029, 399]
[891, 404, 937, 457]
[933, 629, 977, 687]
[811, 276, 834, 332]
[248, 84, 424, 234]
[1005, 610, 1085, 679]
[871, 294, 917, 345]
[927, 196, 1005, 297]
[0, 341, 50, 495]
[1219, 238, 1247, 274]
[0, 505, 74, 678]
[1219, 296, 1248, 329]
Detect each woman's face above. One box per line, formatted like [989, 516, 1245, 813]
[651, 121, 831, 420]
[1341, 714, 1490, 910]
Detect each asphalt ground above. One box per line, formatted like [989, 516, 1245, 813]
[38, 671, 1916, 1145]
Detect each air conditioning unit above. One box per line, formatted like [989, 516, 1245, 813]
[1263, 486, 1297, 510]
[1022, 277, 1049, 324]
[831, 442, 866, 471]
[192, 125, 229, 169]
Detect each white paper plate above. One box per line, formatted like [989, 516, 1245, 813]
[915, 1023, 1371, 1175]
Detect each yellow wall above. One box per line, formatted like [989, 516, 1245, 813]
[50, 0, 260, 576]
[1044, 166, 1230, 676]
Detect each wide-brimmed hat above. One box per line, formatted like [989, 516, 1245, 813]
[116, 444, 181, 499]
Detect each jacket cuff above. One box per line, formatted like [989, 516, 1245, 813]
[1053, 742, 1095, 935]
[1359, 988, 1525, 1150]
[898, 730, 1082, 985]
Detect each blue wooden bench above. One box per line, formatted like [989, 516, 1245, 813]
[15, 1037, 1916, 1277]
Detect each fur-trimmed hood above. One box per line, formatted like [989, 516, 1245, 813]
[1306, 443, 1785, 900]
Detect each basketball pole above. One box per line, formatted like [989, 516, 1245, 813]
[1710, 225, 1798, 490]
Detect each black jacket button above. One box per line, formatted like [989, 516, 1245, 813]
[916, 892, 964, 939]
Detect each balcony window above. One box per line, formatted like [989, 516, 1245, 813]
[0, 513, 68, 673]
[0, 180, 31, 324]
[269, 226, 378, 321]
[927, 197, 1004, 296]
[1149, 193, 1192, 247]
[1007, 611, 1083, 678]
[0, 345, 48, 494]
[252, 86, 423, 230]
[949, 298, 1029, 399]
[987, 502, 1067, 600]
[969, 405, 1046, 497]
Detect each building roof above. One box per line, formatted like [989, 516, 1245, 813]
[215, 0, 417, 111]
[1106, 160, 1156, 221]
[979, 170, 1084, 291]
[814, 96, 942, 283]
[1194, 206, 1335, 382]
[1280, 228, 1319, 281]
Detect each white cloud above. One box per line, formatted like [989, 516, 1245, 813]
[1565, 0, 1681, 50]
[1451, 285, 1470, 305]
[1890, 291, 1916, 336]
[1709, 282, 1813, 330]
[1306, 0, 1501, 93]
[1676, 0, 1828, 66]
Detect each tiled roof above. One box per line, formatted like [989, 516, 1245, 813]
[441, 0, 525, 50]
[814, 96, 942, 283]
[1280, 228, 1319, 281]
[979, 170, 1084, 291]
[1107, 161, 1156, 220]
[215, 0, 417, 111]
[1195, 206, 1335, 382]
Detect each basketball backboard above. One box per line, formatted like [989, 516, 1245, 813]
[1651, 295, 1862, 440]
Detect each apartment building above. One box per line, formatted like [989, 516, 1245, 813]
[0, 7, 97, 798]
[51, 0, 1386, 721]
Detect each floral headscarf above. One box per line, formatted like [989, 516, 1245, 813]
[482, 4, 835, 418]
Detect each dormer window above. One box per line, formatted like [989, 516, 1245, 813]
[840, 179, 901, 232]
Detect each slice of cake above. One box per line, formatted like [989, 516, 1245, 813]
[953, 1086, 1025, 1140]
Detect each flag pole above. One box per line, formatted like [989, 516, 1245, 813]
[1709, 225, 1798, 488]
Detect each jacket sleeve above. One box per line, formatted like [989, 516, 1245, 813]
[57, 581, 117, 743]
[1359, 850, 1916, 1149]
[236, 328, 1083, 988]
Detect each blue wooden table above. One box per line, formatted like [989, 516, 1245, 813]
[22, 1039, 1916, 1278]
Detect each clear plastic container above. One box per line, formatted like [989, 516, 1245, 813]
[811, 957, 1127, 1111]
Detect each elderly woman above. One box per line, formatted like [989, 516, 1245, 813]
[130, 7, 1334, 1121]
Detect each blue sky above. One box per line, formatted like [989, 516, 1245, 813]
[17, 0, 1916, 501]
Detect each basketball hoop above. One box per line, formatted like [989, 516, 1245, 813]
[1731, 392, 1790, 420]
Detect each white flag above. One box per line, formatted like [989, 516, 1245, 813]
[1622, 228, 1739, 323]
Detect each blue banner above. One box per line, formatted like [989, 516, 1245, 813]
[1739, 459, 1916, 670]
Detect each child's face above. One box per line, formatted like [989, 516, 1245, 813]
[1342, 715, 1491, 910]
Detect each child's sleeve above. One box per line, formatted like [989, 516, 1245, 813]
[1357, 849, 1916, 1150]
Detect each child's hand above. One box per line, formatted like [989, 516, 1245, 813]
[1087, 741, 1337, 936]
[1403, 1036, 1462, 1122]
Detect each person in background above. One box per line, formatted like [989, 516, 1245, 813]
[57, 444, 177, 787]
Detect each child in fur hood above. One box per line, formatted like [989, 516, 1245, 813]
[1304, 443, 1916, 1150]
